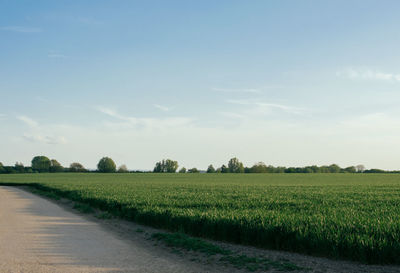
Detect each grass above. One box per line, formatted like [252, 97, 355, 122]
[152, 232, 304, 271]
[1, 173, 400, 264]
[152, 232, 231, 255]
[73, 202, 94, 213]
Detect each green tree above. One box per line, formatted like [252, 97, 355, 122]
[0, 162, 5, 174]
[228, 157, 244, 173]
[97, 157, 116, 173]
[153, 159, 178, 173]
[14, 162, 25, 173]
[220, 164, 229, 173]
[178, 167, 187, 173]
[31, 156, 51, 172]
[50, 159, 64, 172]
[165, 159, 178, 173]
[206, 164, 216, 173]
[69, 162, 86, 172]
[117, 164, 129, 173]
[344, 166, 356, 173]
[250, 162, 268, 173]
[188, 167, 199, 173]
[329, 164, 341, 173]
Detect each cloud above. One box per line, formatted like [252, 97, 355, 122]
[17, 115, 38, 128]
[22, 134, 67, 145]
[212, 87, 262, 94]
[48, 53, 67, 59]
[153, 104, 171, 111]
[337, 68, 400, 82]
[0, 26, 42, 33]
[16, 115, 67, 144]
[96, 106, 193, 129]
[226, 99, 305, 115]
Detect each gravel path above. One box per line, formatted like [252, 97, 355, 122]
[0, 186, 224, 273]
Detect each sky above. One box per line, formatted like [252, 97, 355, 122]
[1, 0, 400, 170]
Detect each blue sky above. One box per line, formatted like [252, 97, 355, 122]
[2, 0, 400, 170]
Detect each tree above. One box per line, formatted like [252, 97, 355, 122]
[97, 157, 116, 173]
[14, 162, 25, 173]
[228, 157, 244, 173]
[178, 167, 187, 173]
[69, 162, 86, 172]
[329, 164, 341, 173]
[344, 166, 356, 173]
[31, 156, 51, 172]
[165, 159, 178, 173]
[153, 159, 178, 173]
[188, 168, 199, 173]
[153, 161, 163, 172]
[250, 162, 268, 173]
[356, 164, 365, 173]
[220, 164, 229, 173]
[117, 164, 129, 173]
[0, 162, 5, 174]
[206, 164, 216, 173]
[50, 159, 64, 172]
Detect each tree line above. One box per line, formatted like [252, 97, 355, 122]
[0, 155, 396, 174]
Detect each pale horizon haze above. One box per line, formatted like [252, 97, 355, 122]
[2, 1, 400, 170]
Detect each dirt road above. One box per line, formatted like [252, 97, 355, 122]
[0, 186, 222, 273]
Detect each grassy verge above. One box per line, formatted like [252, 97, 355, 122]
[151, 232, 305, 272]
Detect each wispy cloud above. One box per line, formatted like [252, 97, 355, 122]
[227, 99, 305, 115]
[1, 26, 42, 33]
[22, 134, 67, 145]
[16, 115, 67, 144]
[96, 106, 192, 129]
[212, 87, 262, 94]
[48, 53, 67, 59]
[337, 68, 400, 82]
[17, 115, 38, 128]
[153, 104, 171, 111]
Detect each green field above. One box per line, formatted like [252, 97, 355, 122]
[1, 173, 400, 264]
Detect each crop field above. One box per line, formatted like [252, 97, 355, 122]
[1, 173, 399, 264]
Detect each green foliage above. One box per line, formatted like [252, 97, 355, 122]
[14, 162, 25, 173]
[228, 157, 245, 173]
[250, 162, 268, 173]
[178, 167, 187, 173]
[187, 168, 199, 173]
[206, 164, 216, 173]
[69, 162, 86, 172]
[50, 159, 64, 173]
[31, 156, 51, 172]
[2, 173, 400, 264]
[0, 162, 4, 174]
[153, 159, 178, 173]
[220, 164, 229, 173]
[97, 157, 116, 173]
